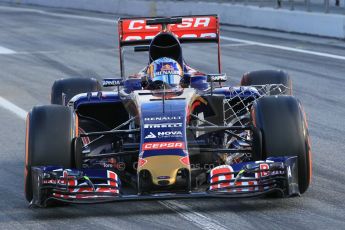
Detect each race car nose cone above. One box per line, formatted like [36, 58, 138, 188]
[138, 155, 190, 186]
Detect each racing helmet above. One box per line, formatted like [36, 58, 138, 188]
[146, 57, 183, 88]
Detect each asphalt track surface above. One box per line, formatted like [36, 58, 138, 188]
[0, 4, 345, 230]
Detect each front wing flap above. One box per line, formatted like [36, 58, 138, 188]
[30, 167, 120, 207]
[208, 156, 299, 196]
[30, 156, 299, 207]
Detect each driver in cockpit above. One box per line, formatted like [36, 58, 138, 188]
[142, 57, 184, 90]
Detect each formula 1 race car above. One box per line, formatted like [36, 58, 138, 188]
[25, 15, 312, 207]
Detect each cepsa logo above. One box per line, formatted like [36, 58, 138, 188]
[142, 141, 185, 150]
[127, 17, 212, 30]
[121, 17, 218, 41]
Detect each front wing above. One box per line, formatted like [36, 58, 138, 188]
[30, 156, 299, 207]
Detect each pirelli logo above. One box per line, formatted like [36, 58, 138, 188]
[143, 123, 182, 129]
[142, 141, 185, 150]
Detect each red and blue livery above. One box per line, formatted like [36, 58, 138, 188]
[25, 15, 311, 207]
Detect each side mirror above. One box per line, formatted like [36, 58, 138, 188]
[207, 74, 227, 96]
[207, 73, 227, 83]
[102, 78, 124, 87]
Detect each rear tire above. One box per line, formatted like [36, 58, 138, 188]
[241, 70, 292, 95]
[25, 105, 76, 202]
[51, 77, 101, 105]
[251, 96, 311, 194]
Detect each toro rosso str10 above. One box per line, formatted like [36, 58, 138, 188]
[25, 15, 312, 207]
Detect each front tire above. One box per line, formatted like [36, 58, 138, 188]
[25, 105, 76, 202]
[251, 96, 311, 194]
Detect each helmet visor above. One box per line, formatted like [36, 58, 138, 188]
[153, 74, 181, 87]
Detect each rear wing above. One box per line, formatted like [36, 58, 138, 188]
[118, 15, 219, 45]
[117, 15, 221, 78]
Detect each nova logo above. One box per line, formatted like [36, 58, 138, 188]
[145, 132, 157, 139]
[158, 131, 183, 138]
[144, 123, 182, 128]
[142, 141, 185, 150]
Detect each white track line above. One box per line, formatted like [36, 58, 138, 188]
[0, 97, 27, 120]
[0, 5, 114, 23]
[222, 43, 255, 47]
[0, 46, 16, 54]
[1, 5, 345, 61]
[159, 201, 228, 230]
[221, 36, 345, 61]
